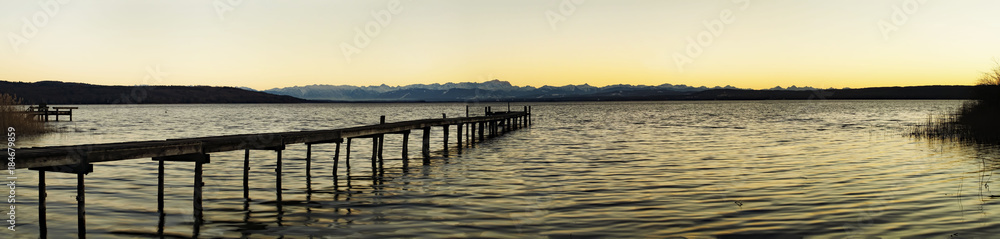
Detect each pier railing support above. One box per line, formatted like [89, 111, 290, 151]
[31, 161, 94, 239]
[443, 125, 449, 153]
[402, 131, 410, 169]
[275, 148, 283, 206]
[306, 144, 312, 190]
[422, 127, 431, 164]
[478, 122, 485, 141]
[151, 153, 211, 230]
[193, 155, 205, 224]
[345, 138, 352, 176]
[378, 115, 385, 164]
[371, 137, 379, 171]
[157, 159, 165, 235]
[333, 140, 341, 188]
[402, 131, 410, 160]
[243, 148, 250, 199]
[77, 170, 85, 238]
[469, 122, 475, 146]
[456, 123, 463, 151]
[38, 170, 47, 238]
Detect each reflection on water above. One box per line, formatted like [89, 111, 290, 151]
[6, 101, 1000, 238]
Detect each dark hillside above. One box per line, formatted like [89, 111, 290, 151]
[0, 80, 312, 104]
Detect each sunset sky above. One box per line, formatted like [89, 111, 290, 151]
[2, 0, 999, 90]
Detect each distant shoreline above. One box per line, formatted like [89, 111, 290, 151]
[2, 80, 974, 104]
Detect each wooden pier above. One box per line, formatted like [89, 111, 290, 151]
[26, 105, 78, 122]
[13, 106, 532, 238]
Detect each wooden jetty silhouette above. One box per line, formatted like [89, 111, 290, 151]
[14, 106, 532, 238]
[25, 105, 78, 122]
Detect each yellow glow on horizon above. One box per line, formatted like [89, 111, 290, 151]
[1, 0, 999, 90]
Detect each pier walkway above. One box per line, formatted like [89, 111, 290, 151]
[12, 106, 532, 238]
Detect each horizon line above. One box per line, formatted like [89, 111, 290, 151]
[1, 78, 977, 92]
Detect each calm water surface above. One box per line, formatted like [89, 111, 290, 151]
[7, 100, 1000, 238]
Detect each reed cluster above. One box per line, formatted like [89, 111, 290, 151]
[0, 93, 49, 135]
[915, 63, 1000, 143]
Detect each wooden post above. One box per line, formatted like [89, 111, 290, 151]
[457, 123, 463, 149]
[157, 159, 165, 237]
[478, 122, 485, 141]
[39, 170, 46, 238]
[306, 144, 312, 189]
[243, 148, 250, 199]
[520, 105, 528, 128]
[371, 137, 378, 171]
[466, 105, 469, 117]
[402, 131, 409, 160]
[275, 150, 282, 204]
[443, 125, 449, 152]
[77, 171, 85, 239]
[401, 131, 410, 170]
[333, 141, 341, 187]
[503, 119, 507, 133]
[379, 116, 385, 164]
[504, 119, 508, 133]
[422, 127, 431, 163]
[158, 160, 165, 214]
[377, 136, 384, 165]
[346, 138, 352, 174]
[194, 155, 204, 224]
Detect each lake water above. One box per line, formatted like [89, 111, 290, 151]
[7, 100, 1000, 238]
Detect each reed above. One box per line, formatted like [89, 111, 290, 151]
[914, 63, 1000, 143]
[0, 93, 49, 135]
